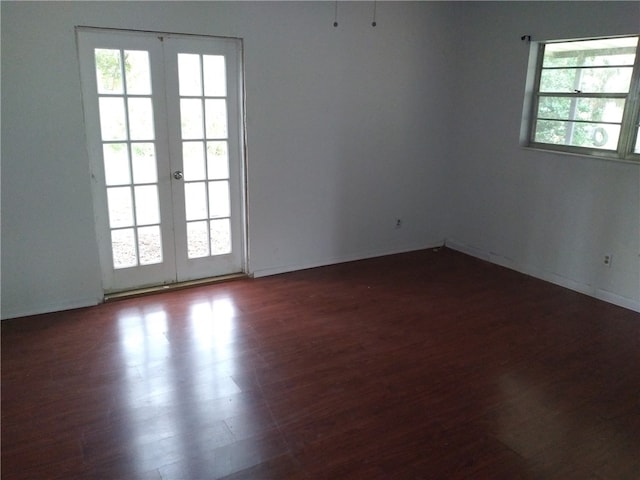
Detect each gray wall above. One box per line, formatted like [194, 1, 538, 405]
[1, 1, 454, 318]
[445, 1, 640, 311]
[1, 1, 638, 319]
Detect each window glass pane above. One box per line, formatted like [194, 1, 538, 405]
[184, 182, 208, 221]
[180, 99, 204, 139]
[187, 221, 209, 258]
[210, 218, 231, 255]
[128, 98, 155, 140]
[207, 141, 229, 179]
[99, 97, 128, 141]
[203, 55, 226, 97]
[183, 141, 206, 181]
[178, 54, 202, 96]
[539, 67, 633, 93]
[537, 97, 625, 123]
[543, 37, 638, 67]
[131, 143, 157, 184]
[138, 225, 162, 265]
[124, 50, 151, 95]
[107, 186, 134, 228]
[208, 181, 230, 218]
[529, 36, 640, 158]
[134, 185, 160, 225]
[205, 99, 228, 139]
[103, 143, 131, 186]
[95, 49, 123, 94]
[111, 228, 137, 269]
[534, 120, 620, 150]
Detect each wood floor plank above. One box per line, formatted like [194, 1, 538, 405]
[2, 248, 639, 479]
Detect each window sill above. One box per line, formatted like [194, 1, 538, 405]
[521, 145, 640, 166]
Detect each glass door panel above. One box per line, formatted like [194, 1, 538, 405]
[95, 47, 164, 269]
[176, 52, 231, 260]
[78, 29, 245, 292]
[165, 37, 244, 282]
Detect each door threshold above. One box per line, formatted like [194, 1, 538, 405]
[104, 273, 248, 302]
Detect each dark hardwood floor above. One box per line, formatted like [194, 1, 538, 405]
[2, 248, 639, 479]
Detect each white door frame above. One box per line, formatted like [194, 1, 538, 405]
[77, 27, 248, 293]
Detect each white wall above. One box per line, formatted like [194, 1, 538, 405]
[2, 1, 638, 319]
[445, 1, 640, 311]
[1, 1, 453, 318]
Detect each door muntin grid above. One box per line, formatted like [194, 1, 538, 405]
[177, 53, 232, 259]
[94, 48, 163, 269]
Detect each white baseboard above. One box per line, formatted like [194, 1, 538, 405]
[251, 241, 445, 278]
[445, 239, 640, 313]
[595, 289, 640, 313]
[1, 296, 102, 321]
[2, 243, 446, 319]
[7, 241, 635, 318]
[443, 240, 490, 262]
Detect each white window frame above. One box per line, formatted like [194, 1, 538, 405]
[522, 34, 640, 163]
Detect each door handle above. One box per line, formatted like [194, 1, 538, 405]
[173, 170, 183, 180]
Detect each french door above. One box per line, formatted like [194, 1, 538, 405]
[77, 28, 246, 293]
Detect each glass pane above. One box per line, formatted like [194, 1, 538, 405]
[634, 126, 640, 154]
[187, 221, 209, 258]
[99, 97, 127, 141]
[208, 181, 230, 218]
[180, 99, 204, 139]
[111, 228, 137, 269]
[210, 218, 231, 255]
[183, 141, 206, 181]
[134, 185, 160, 225]
[131, 143, 157, 184]
[138, 225, 162, 265]
[124, 50, 151, 95]
[205, 99, 228, 139]
[207, 141, 229, 179]
[543, 37, 638, 68]
[103, 143, 130, 186]
[184, 182, 208, 221]
[95, 49, 123, 94]
[537, 97, 625, 123]
[107, 186, 134, 228]
[539, 67, 633, 93]
[203, 55, 226, 97]
[534, 120, 620, 150]
[128, 98, 155, 140]
[178, 54, 202, 96]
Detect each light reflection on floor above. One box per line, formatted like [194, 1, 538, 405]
[188, 298, 242, 401]
[113, 296, 244, 474]
[189, 297, 236, 354]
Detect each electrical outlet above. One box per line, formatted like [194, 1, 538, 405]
[395, 218, 402, 229]
[603, 254, 612, 267]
